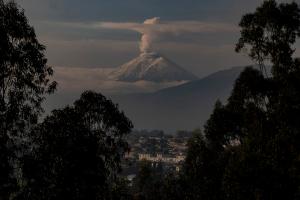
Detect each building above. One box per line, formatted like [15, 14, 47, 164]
[138, 153, 185, 164]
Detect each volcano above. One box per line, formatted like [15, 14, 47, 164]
[109, 52, 198, 82]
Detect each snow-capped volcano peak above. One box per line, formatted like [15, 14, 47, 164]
[109, 51, 198, 82]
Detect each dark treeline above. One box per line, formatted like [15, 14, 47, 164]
[159, 1, 300, 199]
[0, 1, 133, 199]
[1, 0, 300, 200]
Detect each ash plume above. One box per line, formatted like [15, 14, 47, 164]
[140, 17, 160, 53]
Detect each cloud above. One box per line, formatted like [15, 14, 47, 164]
[98, 20, 237, 34]
[31, 18, 249, 76]
[53, 66, 186, 94]
[48, 18, 238, 53]
[96, 18, 238, 53]
[45, 64, 188, 114]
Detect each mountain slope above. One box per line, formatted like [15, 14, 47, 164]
[110, 66, 246, 133]
[45, 66, 247, 133]
[109, 52, 198, 82]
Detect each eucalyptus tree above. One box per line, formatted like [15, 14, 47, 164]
[0, 1, 56, 198]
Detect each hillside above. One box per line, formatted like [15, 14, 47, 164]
[110, 66, 246, 133]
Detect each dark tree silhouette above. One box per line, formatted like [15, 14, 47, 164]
[183, 129, 224, 200]
[230, 2, 300, 199]
[132, 161, 158, 200]
[19, 91, 133, 200]
[0, 1, 56, 199]
[236, 0, 300, 77]
[180, 1, 300, 199]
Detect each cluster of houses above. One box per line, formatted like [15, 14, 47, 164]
[138, 153, 186, 172]
[138, 153, 185, 164]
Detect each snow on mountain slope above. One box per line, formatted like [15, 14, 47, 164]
[109, 52, 198, 82]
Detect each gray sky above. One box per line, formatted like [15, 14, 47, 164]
[15, 0, 299, 77]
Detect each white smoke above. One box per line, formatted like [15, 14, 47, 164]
[143, 17, 161, 25]
[140, 17, 161, 53]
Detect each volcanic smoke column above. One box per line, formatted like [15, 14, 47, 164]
[139, 17, 160, 53]
[108, 17, 198, 82]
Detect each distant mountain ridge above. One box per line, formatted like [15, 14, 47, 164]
[109, 52, 198, 82]
[45, 65, 250, 133]
[110, 66, 246, 133]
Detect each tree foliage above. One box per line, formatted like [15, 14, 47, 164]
[0, 1, 56, 199]
[236, 0, 300, 77]
[184, 130, 224, 200]
[0, 0, 56, 132]
[180, 0, 300, 199]
[19, 91, 133, 200]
